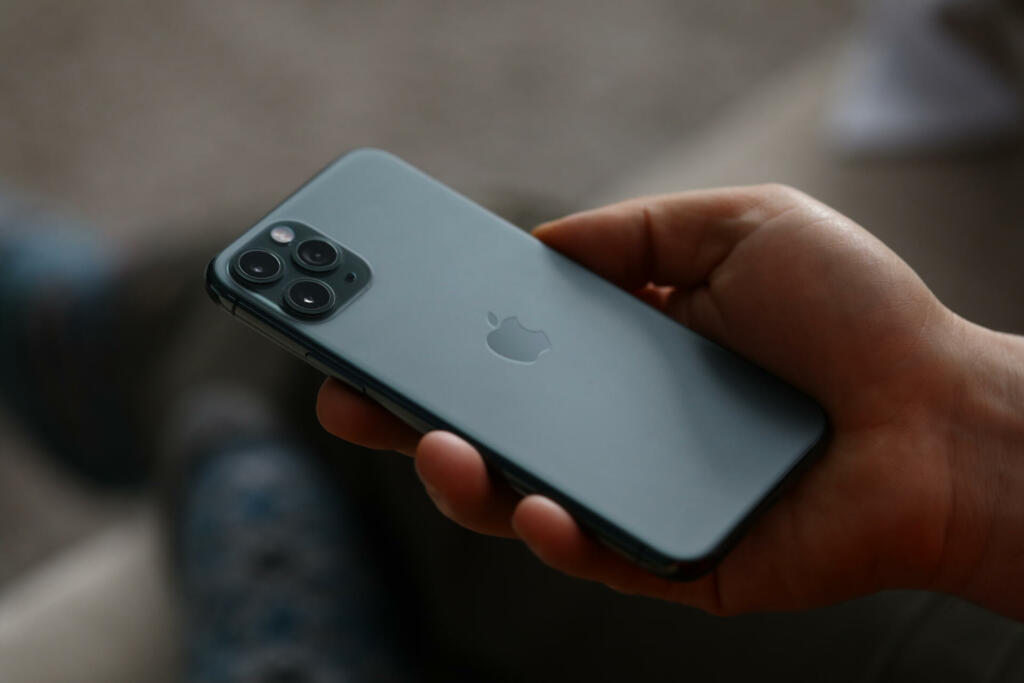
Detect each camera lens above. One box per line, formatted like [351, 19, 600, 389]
[284, 279, 335, 316]
[236, 249, 283, 284]
[294, 239, 340, 272]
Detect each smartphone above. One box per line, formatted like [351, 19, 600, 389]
[206, 149, 827, 578]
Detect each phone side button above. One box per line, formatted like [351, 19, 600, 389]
[304, 352, 364, 394]
[234, 306, 308, 359]
[364, 387, 433, 435]
[501, 470, 534, 497]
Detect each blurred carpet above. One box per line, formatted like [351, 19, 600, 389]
[0, 1, 854, 247]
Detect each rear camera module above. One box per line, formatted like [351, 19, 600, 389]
[235, 249, 283, 284]
[284, 279, 335, 316]
[294, 238, 340, 272]
[230, 223, 369, 320]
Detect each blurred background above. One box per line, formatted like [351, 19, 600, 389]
[0, 2, 859, 246]
[0, 1, 1022, 681]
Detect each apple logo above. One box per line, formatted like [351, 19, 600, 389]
[486, 312, 551, 363]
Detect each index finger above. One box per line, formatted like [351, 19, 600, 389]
[316, 378, 420, 456]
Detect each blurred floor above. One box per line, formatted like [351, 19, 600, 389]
[0, 1, 854, 247]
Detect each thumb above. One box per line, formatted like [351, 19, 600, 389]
[531, 186, 786, 291]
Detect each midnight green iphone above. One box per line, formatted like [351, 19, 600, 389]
[206, 149, 827, 578]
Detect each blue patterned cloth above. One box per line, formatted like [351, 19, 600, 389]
[180, 441, 416, 682]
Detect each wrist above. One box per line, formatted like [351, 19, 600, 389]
[932, 317, 1024, 618]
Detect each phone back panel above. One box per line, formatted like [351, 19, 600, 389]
[209, 149, 826, 568]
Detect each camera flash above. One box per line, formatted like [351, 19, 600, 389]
[270, 225, 295, 244]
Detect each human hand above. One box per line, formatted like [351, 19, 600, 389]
[317, 185, 1024, 618]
